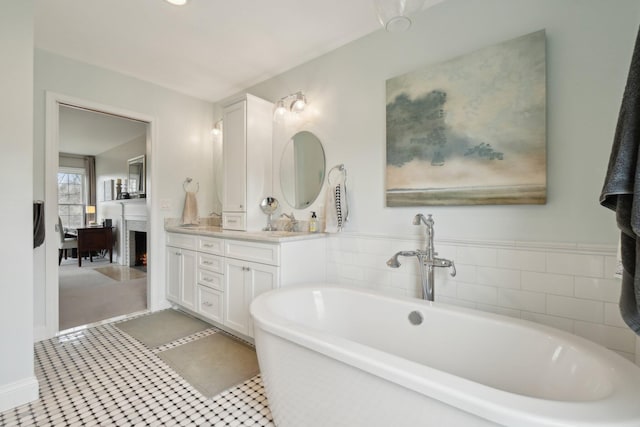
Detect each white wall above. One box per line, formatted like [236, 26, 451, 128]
[0, 0, 39, 412]
[33, 49, 216, 338]
[236, 0, 638, 245]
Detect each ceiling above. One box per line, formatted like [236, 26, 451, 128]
[40, 0, 445, 155]
[59, 106, 147, 155]
[35, 0, 444, 103]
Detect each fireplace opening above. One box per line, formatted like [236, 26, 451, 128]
[129, 230, 147, 270]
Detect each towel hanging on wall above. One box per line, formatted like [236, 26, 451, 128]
[325, 164, 349, 233]
[181, 177, 200, 225]
[599, 26, 640, 335]
[182, 192, 200, 225]
[33, 201, 45, 248]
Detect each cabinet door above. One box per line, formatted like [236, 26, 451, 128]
[222, 100, 247, 212]
[245, 261, 278, 337]
[224, 258, 249, 335]
[165, 246, 181, 303]
[197, 285, 224, 324]
[179, 249, 197, 311]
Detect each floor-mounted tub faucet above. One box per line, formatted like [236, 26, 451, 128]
[387, 214, 456, 301]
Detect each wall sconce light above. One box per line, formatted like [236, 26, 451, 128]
[85, 205, 96, 225]
[374, 0, 426, 32]
[273, 91, 308, 121]
[211, 119, 223, 137]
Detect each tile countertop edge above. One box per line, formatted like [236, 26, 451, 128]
[165, 225, 327, 243]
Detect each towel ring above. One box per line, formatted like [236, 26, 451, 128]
[328, 164, 347, 186]
[183, 177, 199, 193]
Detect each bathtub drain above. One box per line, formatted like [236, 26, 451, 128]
[408, 311, 423, 325]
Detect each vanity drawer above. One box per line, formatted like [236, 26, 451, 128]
[198, 253, 224, 274]
[225, 239, 280, 266]
[197, 285, 224, 324]
[198, 268, 224, 291]
[222, 212, 246, 231]
[166, 232, 197, 250]
[198, 236, 225, 255]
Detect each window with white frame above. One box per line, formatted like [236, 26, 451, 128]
[58, 167, 86, 229]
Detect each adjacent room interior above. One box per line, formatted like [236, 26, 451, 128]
[57, 105, 149, 331]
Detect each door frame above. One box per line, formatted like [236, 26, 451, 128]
[43, 91, 156, 339]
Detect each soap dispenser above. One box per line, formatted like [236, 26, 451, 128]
[309, 211, 318, 233]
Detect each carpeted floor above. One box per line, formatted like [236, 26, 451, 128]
[59, 257, 147, 330]
[116, 309, 260, 398]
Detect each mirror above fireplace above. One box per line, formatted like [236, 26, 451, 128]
[127, 155, 145, 197]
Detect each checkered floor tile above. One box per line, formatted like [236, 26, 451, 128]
[0, 322, 274, 426]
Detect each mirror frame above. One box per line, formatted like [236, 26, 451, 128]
[279, 130, 326, 209]
[127, 154, 145, 196]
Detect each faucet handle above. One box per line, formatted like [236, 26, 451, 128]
[449, 260, 456, 277]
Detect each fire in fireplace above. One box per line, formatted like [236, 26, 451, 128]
[129, 230, 147, 267]
[134, 231, 147, 267]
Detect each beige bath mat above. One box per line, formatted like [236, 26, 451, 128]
[116, 309, 210, 348]
[158, 333, 260, 398]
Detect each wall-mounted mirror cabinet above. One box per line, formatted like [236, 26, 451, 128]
[128, 155, 145, 196]
[280, 131, 325, 209]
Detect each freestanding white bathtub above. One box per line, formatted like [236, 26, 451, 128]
[250, 285, 640, 427]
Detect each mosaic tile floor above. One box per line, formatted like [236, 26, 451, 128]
[0, 320, 274, 426]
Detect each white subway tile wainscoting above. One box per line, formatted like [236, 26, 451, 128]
[326, 234, 638, 363]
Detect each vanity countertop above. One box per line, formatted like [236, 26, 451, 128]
[165, 224, 326, 243]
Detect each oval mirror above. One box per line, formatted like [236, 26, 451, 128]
[280, 131, 326, 209]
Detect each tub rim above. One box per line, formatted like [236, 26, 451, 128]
[251, 284, 640, 427]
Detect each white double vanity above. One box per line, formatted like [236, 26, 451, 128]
[165, 92, 328, 341]
[165, 229, 326, 340]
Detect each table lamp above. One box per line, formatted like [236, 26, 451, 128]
[85, 205, 96, 226]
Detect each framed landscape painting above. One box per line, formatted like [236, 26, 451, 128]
[385, 30, 546, 206]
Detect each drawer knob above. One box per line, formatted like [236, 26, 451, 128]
[203, 244, 213, 248]
[203, 301, 213, 307]
[203, 261, 212, 265]
[203, 277, 213, 282]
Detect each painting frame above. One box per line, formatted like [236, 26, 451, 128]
[385, 30, 547, 206]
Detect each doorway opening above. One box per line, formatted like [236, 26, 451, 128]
[45, 93, 154, 337]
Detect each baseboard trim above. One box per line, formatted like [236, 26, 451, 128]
[0, 376, 39, 412]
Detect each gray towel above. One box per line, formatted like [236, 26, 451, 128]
[600, 26, 640, 334]
[33, 201, 45, 249]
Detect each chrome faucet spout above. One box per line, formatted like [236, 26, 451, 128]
[386, 250, 419, 268]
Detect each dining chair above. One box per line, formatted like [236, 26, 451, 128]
[58, 217, 78, 265]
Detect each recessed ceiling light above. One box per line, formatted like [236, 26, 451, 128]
[165, 0, 189, 5]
